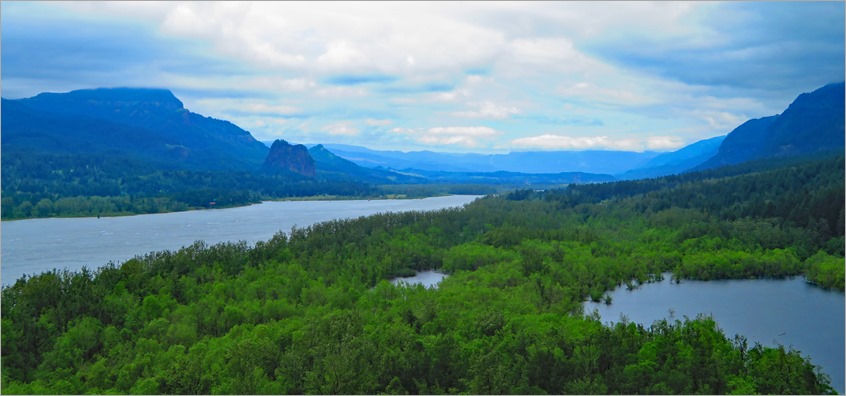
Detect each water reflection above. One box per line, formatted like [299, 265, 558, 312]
[390, 270, 448, 288]
[584, 275, 845, 393]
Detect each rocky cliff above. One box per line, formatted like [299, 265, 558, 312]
[262, 140, 316, 177]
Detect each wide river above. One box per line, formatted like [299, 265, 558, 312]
[584, 276, 845, 393]
[1, 195, 480, 286]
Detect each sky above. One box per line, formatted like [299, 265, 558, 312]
[2, 1, 844, 153]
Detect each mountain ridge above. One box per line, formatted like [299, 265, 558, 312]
[3, 87, 270, 171]
[619, 135, 727, 180]
[697, 82, 845, 170]
[317, 144, 661, 175]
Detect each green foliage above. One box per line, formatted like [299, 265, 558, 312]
[0, 152, 377, 220]
[2, 155, 842, 394]
[805, 250, 846, 290]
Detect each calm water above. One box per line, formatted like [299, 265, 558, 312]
[584, 276, 845, 393]
[390, 270, 448, 288]
[1, 196, 480, 286]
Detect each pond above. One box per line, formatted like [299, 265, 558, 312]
[583, 275, 845, 393]
[390, 270, 448, 288]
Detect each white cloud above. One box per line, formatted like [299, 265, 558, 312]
[427, 126, 500, 137]
[392, 126, 501, 148]
[453, 101, 520, 119]
[324, 122, 360, 136]
[646, 136, 685, 150]
[314, 85, 369, 98]
[512, 134, 613, 150]
[558, 81, 660, 108]
[432, 89, 471, 103]
[139, 2, 506, 78]
[158, 3, 309, 69]
[365, 119, 393, 126]
[511, 134, 684, 152]
[191, 98, 300, 117]
[247, 77, 316, 92]
[316, 40, 371, 71]
[9, 2, 840, 153]
[509, 38, 583, 65]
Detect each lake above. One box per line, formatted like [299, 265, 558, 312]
[390, 270, 448, 288]
[584, 275, 845, 394]
[1, 195, 480, 286]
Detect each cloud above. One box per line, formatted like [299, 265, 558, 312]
[513, 114, 604, 127]
[582, 2, 844, 93]
[646, 136, 685, 150]
[3, 2, 842, 152]
[313, 85, 369, 98]
[324, 122, 360, 136]
[365, 119, 393, 126]
[392, 126, 501, 148]
[558, 81, 661, 109]
[511, 134, 684, 152]
[193, 98, 301, 116]
[324, 74, 398, 86]
[427, 126, 500, 137]
[452, 101, 520, 119]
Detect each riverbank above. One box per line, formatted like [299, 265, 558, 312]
[1, 191, 477, 222]
[1, 195, 482, 286]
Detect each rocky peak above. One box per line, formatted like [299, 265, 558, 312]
[262, 139, 316, 177]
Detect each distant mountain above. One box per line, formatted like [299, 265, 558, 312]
[263, 140, 315, 177]
[308, 145, 427, 184]
[321, 144, 659, 175]
[402, 169, 615, 185]
[697, 82, 845, 170]
[318, 144, 499, 172]
[619, 135, 726, 180]
[489, 150, 658, 175]
[2, 88, 269, 171]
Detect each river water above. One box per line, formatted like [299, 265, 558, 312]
[1, 196, 480, 286]
[584, 276, 845, 393]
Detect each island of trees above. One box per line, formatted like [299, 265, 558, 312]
[1, 153, 843, 394]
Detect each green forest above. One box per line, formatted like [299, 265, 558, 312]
[1, 154, 843, 394]
[0, 152, 503, 220]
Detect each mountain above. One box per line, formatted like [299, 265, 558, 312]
[697, 82, 845, 170]
[488, 150, 658, 175]
[2, 87, 270, 171]
[317, 144, 500, 172]
[308, 145, 427, 184]
[263, 140, 315, 177]
[321, 144, 659, 175]
[695, 117, 777, 169]
[402, 169, 615, 185]
[619, 135, 726, 180]
[761, 82, 845, 157]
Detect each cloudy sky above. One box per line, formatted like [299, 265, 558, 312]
[2, 1, 844, 153]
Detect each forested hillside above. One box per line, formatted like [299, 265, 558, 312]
[0, 152, 377, 219]
[698, 82, 845, 169]
[1, 154, 842, 394]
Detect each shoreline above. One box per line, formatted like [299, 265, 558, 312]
[0, 193, 465, 222]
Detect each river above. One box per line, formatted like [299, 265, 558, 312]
[1, 195, 480, 286]
[583, 275, 845, 393]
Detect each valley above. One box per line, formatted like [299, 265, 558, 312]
[2, 152, 842, 394]
[1, 71, 844, 395]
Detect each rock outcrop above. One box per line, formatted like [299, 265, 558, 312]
[262, 139, 316, 177]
